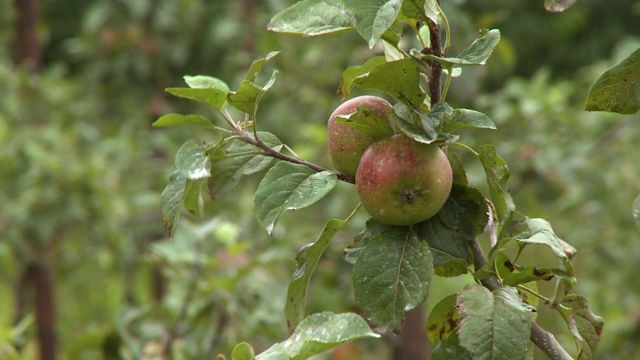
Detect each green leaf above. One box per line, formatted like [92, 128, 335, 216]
[441, 109, 496, 132]
[268, 0, 355, 37]
[344, 219, 388, 265]
[399, 0, 427, 23]
[448, 152, 469, 186]
[339, 56, 387, 97]
[160, 171, 186, 238]
[494, 252, 554, 287]
[183, 75, 230, 91]
[479, 144, 514, 222]
[228, 70, 278, 115]
[255, 162, 337, 234]
[286, 217, 350, 332]
[585, 48, 640, 114]
[208, 132, 283, 199]
[416, 29, 501, 66]
[257, 312, 379, 360]
[439, 184, 489, 237]
[431, 332, 471, 360]
[353, 59, 427, 109]
[175, 140, 212, 180]
[335, 104, 394, 138]
[457, 285, 533, 360]
[232, 342, 256, 360]
[183, 178, 206, 217]
[561, 295, 604, 360]
[165, 87, 229, 110]
[394, 114, 436, 144]
[399, 0, 440, 24]
[415, 215, 472, 277]
[544, 0, 577, 13]
[152, 113, 213, 128]
[509, 215, 569, 261]
[353, 226, 433, 333]
[424, 0, 441, 24]
[426, 294, 462, 343]
[247, 51, 280, 82]
[343, 0, 403, 48]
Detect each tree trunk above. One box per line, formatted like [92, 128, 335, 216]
[13, 0, 42, 71]
[395, 305, 430, 360]
[27, 263, 57, 360]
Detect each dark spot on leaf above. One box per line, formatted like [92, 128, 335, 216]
[504, 259, 515, 272]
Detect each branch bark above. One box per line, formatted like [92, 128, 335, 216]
[470, 239, 573, 360]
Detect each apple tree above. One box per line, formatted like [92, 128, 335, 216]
[154, 0, 609, 359]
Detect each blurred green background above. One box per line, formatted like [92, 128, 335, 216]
[1, 0, 639, 359]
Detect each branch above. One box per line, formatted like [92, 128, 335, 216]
[427, 11, 443, 104]
[470, 239, 574, 360]
[239, 132, 356, 184]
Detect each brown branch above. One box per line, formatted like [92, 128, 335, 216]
[470, 238, 573, 360]
[13, 0, 42, 71]
[26, 263, 57, 360]
[240, 133, 356, 184]
[427, 13, 443, 104]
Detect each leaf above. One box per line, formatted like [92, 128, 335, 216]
[509, 215, 570, 261]
[425, 294, 461, 343]
[353, 226, 433, 333]
[394, 114, 436, 144]
[232, 342, 256, 360]
[344, 219, 388, 265]
[544, 0, 578, 13]
[479, 144, 514, 222]
[431, 332, 471, 360]
[255, 162, 337, 234]
[438, 184, 489, 237]
[268, 0, 355, 37]
[183, 75, 230, 91]
[160, 171, 187, 238]
[561, 295, 604, 360]
[208, 132, 283, 199]
[343, 0, 403, 48]
[228, 70, 278, 115]
[286, 217, 350, 332]
[441, 109, 496, 132]
[423, 0, 441, 24]
[339, 56, 387, 97]
[257, 312, 379, 360]
[152, 113, 213, 128]
[414, 215, 472, 277]
[353, 59, 427, 109]
[457, 285, 533, 360]
[175, 140, 212, 180]
[494, 252, 554, 287]
[246, 51, 280, 82]
[448, 152, 469, 186]
[416, 29, 501, 66]
[183, 178, 206, 217]
[335, 104, 394, 138]
[165, 86, 229, 110]
[585, 48, 640, 114]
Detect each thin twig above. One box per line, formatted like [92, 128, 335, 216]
[239, 133, 355, 184]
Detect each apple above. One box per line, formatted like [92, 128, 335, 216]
[327, 96, 394, 177]
[355, 134, 452, 226]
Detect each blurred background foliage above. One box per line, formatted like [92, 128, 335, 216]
[0, 0, 639, 359]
